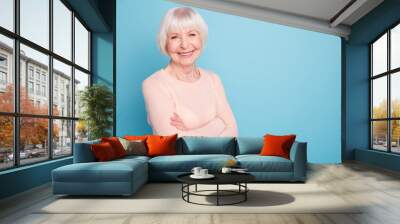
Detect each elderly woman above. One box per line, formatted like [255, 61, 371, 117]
[142, 7, 237, 137]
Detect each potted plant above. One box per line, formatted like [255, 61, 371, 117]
[79, 84, 113, 140]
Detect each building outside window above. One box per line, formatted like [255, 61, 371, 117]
[0, 0, 91, 170]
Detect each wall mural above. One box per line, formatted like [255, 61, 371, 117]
[142, 7, 237, 137]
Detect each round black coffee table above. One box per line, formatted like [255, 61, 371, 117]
[177, 173, 255, 206]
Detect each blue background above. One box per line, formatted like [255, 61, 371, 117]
[116, 0, 342, 163]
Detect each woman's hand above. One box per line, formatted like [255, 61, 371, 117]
[170, 113, 188, 131]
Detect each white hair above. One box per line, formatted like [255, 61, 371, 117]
[158, 7, 208, 55]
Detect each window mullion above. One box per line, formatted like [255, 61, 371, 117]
[388, 30, 391, 152]
[71, 10, 76, 155]
[49, 0, 54, 160]
[370, 45, 373, 149]
[13, 0, 20, 167]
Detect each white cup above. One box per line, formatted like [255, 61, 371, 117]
[191, 167, 202, 176]
[221, 167, 232, 174]
[200, 169, 208, 176]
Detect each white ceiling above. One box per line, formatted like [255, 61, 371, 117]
[169, 0, 384, 39]
[227, 0, 353, 23]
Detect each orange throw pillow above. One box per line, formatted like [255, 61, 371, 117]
[260, 134, 296, 159]
[146, 134, 177, 157]
[124, 135, 148, 141]
[91, 142, 117, 161]
[101, 137, 127, 158]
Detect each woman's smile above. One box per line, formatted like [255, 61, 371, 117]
[178, 50, 195, 57]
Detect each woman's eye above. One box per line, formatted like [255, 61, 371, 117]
[170, 36, 178, 40]
[189, 33, 196, 37]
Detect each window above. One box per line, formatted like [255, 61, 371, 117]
[20, 0, 49, 49]
[35, 70, 40, 81]
[41, 85, 46, 97]
[53, 59, 72, 117]
[35, 83, 40, 95]
[0, 55, 7, 67]
[53, 0, 72, 60]
[0, 35, 13, 113]
[75, 18, 89, 70]
[74, 69, 89, 118]
[28, 81, 34, 94]
[0, 0, 14, 32]
[41, 73, 46, 82]
[53, 119, 72, 158]
[0, 71, 6, 85]
[0, 54, 7, 87]
[28, 67, 34, 80]
[0, 0, 91, 170]
[371, 23, 400, 154]
[0, 116, 13, 170]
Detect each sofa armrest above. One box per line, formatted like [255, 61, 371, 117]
[289, 142, 307, 181]
[73, 140, 100, 163]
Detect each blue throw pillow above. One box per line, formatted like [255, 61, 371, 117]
[236, 137, 263, 155]
[73, 139, 100, 163]
[179, 136, 236, 155]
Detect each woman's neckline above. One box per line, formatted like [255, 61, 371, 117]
[162, 68, 204, 84]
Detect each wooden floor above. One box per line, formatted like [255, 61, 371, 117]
[1, 162, 400, 224]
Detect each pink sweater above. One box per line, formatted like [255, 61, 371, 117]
[142, 68, 238, 137]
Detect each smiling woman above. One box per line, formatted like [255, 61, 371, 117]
[142, 7, 238, 137]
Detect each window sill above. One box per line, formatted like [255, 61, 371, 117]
[0, 156, 72, 176]
[355, 148, 400, 172]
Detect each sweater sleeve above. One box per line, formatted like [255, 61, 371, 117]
[142, 77, 225, 136]
[211, 74, 238, 137]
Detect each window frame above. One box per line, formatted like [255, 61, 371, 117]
[0, 0, 92, 171]
[370, 20, 400, 154]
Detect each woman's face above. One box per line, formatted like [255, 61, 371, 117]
[166, 27, 202, 67]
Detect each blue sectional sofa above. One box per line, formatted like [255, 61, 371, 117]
[52, 136, 307, 196]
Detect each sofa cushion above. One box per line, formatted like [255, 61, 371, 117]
[260, 134, 296, 159]
[73, 139, 100, 163]
[124, 135, 148, 141]
[118, 138, 147, 156]
[146, 134, 177, 157]
[149, 154, 235, 172]
[177, 136, 236, 155]
[101, 137, 127, 158]
[91, 142, 118, 161]
[53, 158, 147, 183]
[115, 155, 150, 163]
[236, 137, 263, 155]
[236, 155, 293, 172]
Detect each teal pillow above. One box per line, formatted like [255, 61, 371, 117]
[179, 136, 236, 155]
[73, 139, 100, 163]
[236, 137, 263, 155]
